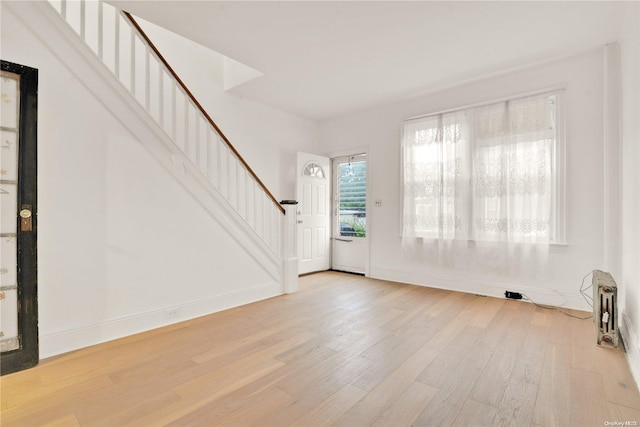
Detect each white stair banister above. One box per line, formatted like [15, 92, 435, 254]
[42, 0, 292, 289]
[50, 1, 284, 238]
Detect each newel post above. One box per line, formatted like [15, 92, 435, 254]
[280, 200, 299, 294]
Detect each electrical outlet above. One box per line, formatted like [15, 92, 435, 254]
[166, 309, 179, 319]
[374, 199, 382, 207]
[505, 291, 523, 300]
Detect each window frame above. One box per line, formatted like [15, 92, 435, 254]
[333, 153, 367, 239]
[401, 88, 566, 245]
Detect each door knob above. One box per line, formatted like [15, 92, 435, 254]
[297, 220, 303, 224]
[20, 205, 33, 232]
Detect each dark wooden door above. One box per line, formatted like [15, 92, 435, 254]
[1, 60, 38, 375]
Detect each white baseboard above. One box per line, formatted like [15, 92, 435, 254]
[369, 267, 590, 311]
[40, 281, 282, 359]
[620, 312, 640, 391]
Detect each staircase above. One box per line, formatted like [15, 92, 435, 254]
[21, 0, 297, 288]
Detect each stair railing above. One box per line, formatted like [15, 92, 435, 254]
[46, 0, 284, 257]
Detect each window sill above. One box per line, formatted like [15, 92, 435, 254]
[549, 243, 569, 253]
[399, 236, 569, 253]
[466, 240, 568, 252]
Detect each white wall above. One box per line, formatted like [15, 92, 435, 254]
[319, 49, 614, 311]
[619, 1, 640, 387]
[1, 3, 306, 358]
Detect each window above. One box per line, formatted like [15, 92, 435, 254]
[336, 155, 367, 237]
[303, 162, 325, 178]
[402, 91, 564, 244]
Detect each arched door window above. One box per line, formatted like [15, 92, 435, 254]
[302, 162, 325, 179]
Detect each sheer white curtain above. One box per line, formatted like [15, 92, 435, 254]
[402, 92, 558, 274]
[402, 110, 470, 266]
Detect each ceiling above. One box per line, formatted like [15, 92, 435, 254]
[109, 1, 627, 122]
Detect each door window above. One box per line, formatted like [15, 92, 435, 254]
[336, 154, 366, 238]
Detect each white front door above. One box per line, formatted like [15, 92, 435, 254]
[296, 152, 331, 275]
[332, 154, 368, 275]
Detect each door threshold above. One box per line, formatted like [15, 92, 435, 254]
[298, 270, 331, 277]
[330, 269, 365, 276]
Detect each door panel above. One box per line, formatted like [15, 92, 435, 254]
[317, 184, 327, 214]
[331, 154, 368, 275]
[332, 239, 367, 274]
[302, 183, 312, 215]
[316, 228, 326, 257]
[302, 228, 312, 261]
[296, 152, 331, 274]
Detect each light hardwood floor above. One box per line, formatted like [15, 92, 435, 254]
[1, 271, 639, 426]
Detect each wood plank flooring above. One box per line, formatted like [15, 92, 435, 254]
[1, 271, 639, 426]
